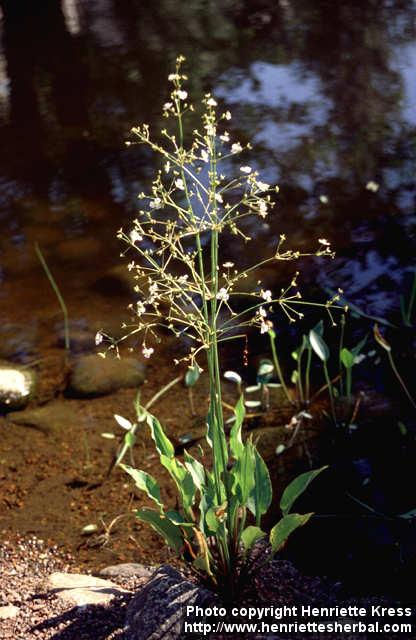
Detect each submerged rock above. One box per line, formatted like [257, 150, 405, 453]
[45, 572, 128, 607]
[0, 324, 37, 360]
[68, 354, 146, 397]
[0, 361, 36, 411]
[124, 565, 216, 640]
[7, 400, 74, 434]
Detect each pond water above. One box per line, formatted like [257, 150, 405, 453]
[0, 0, 415, 597]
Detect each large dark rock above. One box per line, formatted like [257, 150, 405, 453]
[124, 565, 216, 640]
[68, 354, 146, 397]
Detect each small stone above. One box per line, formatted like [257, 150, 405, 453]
[7, 400, 74, 434]
[0, 605, 20, 619]
[0, 361, 36, 412]
[45, 572, 128, 607]
[68, 354, 146, 397]
[100, 563, 155, 579]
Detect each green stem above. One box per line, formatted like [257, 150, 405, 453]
[339, 315, 345, 396]
[323, 362, 337, 424]
[268, 331, 294, 405]
[387, 351, 416, 409]
[35, 243, 70, 351]
[305, 346, 312, 403]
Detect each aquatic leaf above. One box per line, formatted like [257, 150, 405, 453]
[114, 414, 133, 430]
[135, 508, 183, 553]
[257, 359, 274, 385]
[280, 466, 328, 515]
[270, 513, 313, 554]
[312, 319, 324, 336]
[231, 442, 255, 504]
[166, 510, 194, 526]
[245, 385, 261, 393]
[240, 525, 266, 551]
[351, 335, 368, 358]
[160, 454, 195, 509]
[101, 432, 116, 439]
[184, 450, 206, 490]
[229, 395, 245, 459]
[224, 370, 242, 385]
[340, 348, 354, 369]
[185, 364, 200, 387]
[122, 464, 162, 508]
[309, 329, 329, 362]
[147, 412, 175, 458]
[244, 399, 262, 408]
[373, 324, 391, 352]
[276, 444, 286, 455]
[247, 445, 272, 520]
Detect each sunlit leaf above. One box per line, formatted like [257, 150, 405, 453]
[184, 450, 206, 490]
[270, 513, 313, 554]
[114, 414, 133, 430]
[224, 370, 242, 385]
[122, 464, 162, 508]
[309, 329, 329, 362]
[340, 348, 354, 369]
[229, 395, 245, 459]
[280, 466, 328, 515]
[241, 525, 266, 551]
[135, 508, 183, 552]
[147, 412, 175, 458]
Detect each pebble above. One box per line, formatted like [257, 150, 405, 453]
[0, 604, 20, 619]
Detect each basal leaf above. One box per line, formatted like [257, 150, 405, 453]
[147, 412, 175, 458]
[229, 395, 245, 459]
[135, 508, 183, 553]
[121, 465, 162, 508]
[241, 525, 266, 551]
[270, 513, 313, 554]
[247, 445, 272, 521]
[309, 329, 329, 362]
[280, 466, 328, 515]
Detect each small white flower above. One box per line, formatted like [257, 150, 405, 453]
[224, 111, 232, 120]
[163, 102, 173, 111]
[175, 178, 185, 190]
[205, 123, 216, 136]
[201, 149, 209, 163]
[240, 166, 252, 174]
[136, 301, 146, 316]
[220, 132, 230, 142]
[319, 195, 329, 204]
[215, 193, 223, 203]
[231, 143, 242, 154]
[206, 97, 217, 107]
[222, 262, 235, 268]
[261, 289, 272, 302]
[168, 73, 180, 81]
[176, 90, 188, 100]
[318, 238, 330, 246]
[366, 180, 379, 192]
[130, 229, 143, 244]
[216, 287, 229, 302]
[164, 161, 170, 173]
[259, 306, 267, 317]
[258, 200, 268, 218]
[260, 319, 270, 334]
[256, 181, 270, 192]
[142, 345, 154, 359]
[95, 331, 103, 346]
[150, 197, 162, 209]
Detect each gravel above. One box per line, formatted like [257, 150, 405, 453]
[0, 536, 146, 640]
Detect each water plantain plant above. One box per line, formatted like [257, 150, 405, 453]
[108, 56, 339, 592]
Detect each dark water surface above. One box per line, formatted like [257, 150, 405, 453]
[0, 0, 415, 328]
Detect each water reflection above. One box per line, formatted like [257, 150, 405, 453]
[0, 0, 414, 323]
